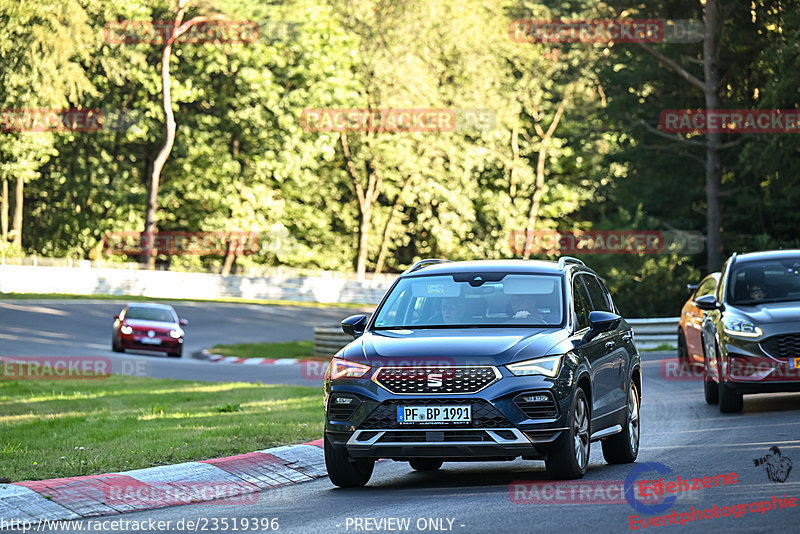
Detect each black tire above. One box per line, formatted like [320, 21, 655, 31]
[677, 329, 689, 364]
[545, 387, 590, 480]
[324, 434, 374, 487]
[704, 354, 719, 405]
[601, 383, 640, 464]
[168, 349, 182, 358]
[409, 459, 443, 471]
[704, 377, 719, 404]
[719, 381, 743, 413]
[112, 336, 123, 353]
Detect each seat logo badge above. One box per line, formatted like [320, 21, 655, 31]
[148, 330, 155, 338]
[427, 373, 443, 387]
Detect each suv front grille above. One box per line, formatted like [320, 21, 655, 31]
[513, 392, 559, 419]
[359, 399, 512, 429]
[761, 334, 800, 360]
[373, 366, 500, 394]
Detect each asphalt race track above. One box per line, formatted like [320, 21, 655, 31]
[3, 299, 800, 532]
[0, 299, 356, 385]
[60, 349, 800, 533]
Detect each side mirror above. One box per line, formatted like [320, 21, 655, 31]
[687, 283, 699, 293]
[694, 294, 722, 311]
[581, 311, 622, 344]
[179, 318, 188, 326]
[114, 314, 120, 320]
[341, 315, 368, 338]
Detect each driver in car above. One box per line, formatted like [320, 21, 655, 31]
[441, 297, 463, 323]
[510, 294, 545, 321]
[749, 283, 767, 301]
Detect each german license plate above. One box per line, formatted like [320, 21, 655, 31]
[397, 405, 471, 424]
[138, 337, 161, 345]
[789, 358, 800, 370]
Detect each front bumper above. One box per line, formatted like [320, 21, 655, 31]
[339, 426, 565, 460]
[722, 332, 800, 392]
[324, 367, 572, 460]
[119, 333, 183, 352]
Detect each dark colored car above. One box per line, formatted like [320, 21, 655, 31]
[323, 257, 641, 487]
[112, 303, 187, 358]
[679, 272, 721, 365]
[696, 250, 800, 412]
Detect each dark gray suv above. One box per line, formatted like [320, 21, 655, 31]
[323, 257, 642, 487]
[697, 249, 800, 412]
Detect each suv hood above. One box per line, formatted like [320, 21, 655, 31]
[341, 328, 569, 366]
[730, 301, 800, 324]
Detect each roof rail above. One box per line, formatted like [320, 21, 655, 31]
[558, 256, 585, 270]
[402, 258, 450, 275]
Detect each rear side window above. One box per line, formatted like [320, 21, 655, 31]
[572, 277, 592, 330]
[581, 274, 614, 313]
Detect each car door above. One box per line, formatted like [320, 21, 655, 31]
[685, 274, 718, 363]
[571, 274, 617, 421]
[582, 274, 628, 414]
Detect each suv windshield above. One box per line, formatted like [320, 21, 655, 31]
[728, 257, 800, 305]
[124, 307, 175, 322]
[373, 273, 564, 328]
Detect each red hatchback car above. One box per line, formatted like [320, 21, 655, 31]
[112, 303, 187, 358]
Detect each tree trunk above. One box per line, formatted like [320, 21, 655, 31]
[221, 240, 237, 276]
[522, 98, 567, 260]
[704, 0, 723, 271]
[143, 4, 187, 269]
[12, 175, 23, 248]
[341, 132, 381, 279]
[356, 205, 371, 278]
[1, 178, 7, 242]
[510, 116, 520, 199]
[375, 175, 414, 274]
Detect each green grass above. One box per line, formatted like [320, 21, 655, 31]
[210, 341, 327, 360]
[0, 375, 322, 482]
[0, 292, 371, 310]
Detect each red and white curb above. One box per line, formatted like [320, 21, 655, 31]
[0, 439, 325, 522]
[198, 349, 325, 366]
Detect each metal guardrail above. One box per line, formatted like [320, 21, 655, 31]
[313, 318, 680, 357]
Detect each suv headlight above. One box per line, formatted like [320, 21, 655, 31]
[120, 325, 133, 334]
[723, 318, 763, 338]
[507, 355, 563, 377]
[330, 357, 371, 379]
[169, 329, 183, 339]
